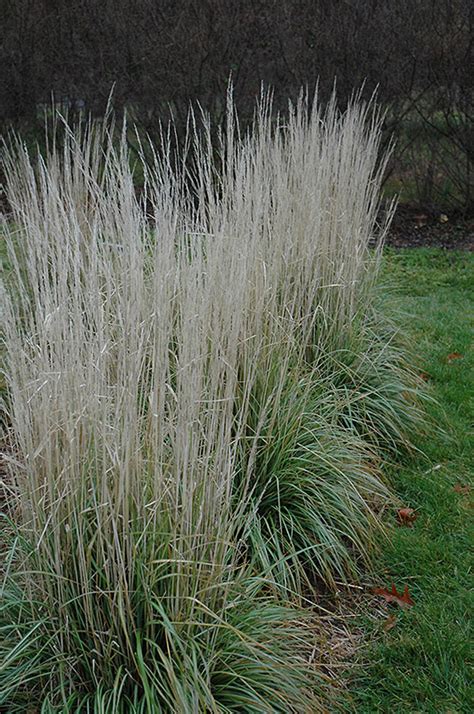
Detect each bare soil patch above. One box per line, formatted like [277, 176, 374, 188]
[385, 204, 474, 251]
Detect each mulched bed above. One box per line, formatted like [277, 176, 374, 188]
[385, 205, 474, 251]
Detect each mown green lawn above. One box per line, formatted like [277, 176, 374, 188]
[346, 248, 473, 713]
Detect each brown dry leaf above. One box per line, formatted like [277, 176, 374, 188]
[414, 213, 428, 226]
[373, 583, 415, 608]
[447, 352, 463, 362]
[383, 614, 397, 632]
[453, 483, 471, 495]
[397, 507, 418, 527]
[419, 371, 431, 382]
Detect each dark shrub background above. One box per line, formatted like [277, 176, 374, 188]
[1, 0, 473, 213]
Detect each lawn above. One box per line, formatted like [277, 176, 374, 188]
[346, 248, 474, 713]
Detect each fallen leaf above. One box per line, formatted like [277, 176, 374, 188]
[453, 483, 471, 495]
[447, 352, 463, 362]
[383, 613, 397, 632]
[397, 507, 418, 526]
[419, 371, 431, 382]
[439, 213, 449, 223]
[414, 213, 428, 226]
[373, 583, 415, 608]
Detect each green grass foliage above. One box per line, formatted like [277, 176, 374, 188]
[347, 249, 473, 712]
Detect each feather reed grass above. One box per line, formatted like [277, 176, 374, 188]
[0, 89, 421, 710]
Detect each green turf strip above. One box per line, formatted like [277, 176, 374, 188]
[346, 248, 474, 713]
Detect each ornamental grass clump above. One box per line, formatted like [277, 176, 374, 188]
[1, 89, 422, 710]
